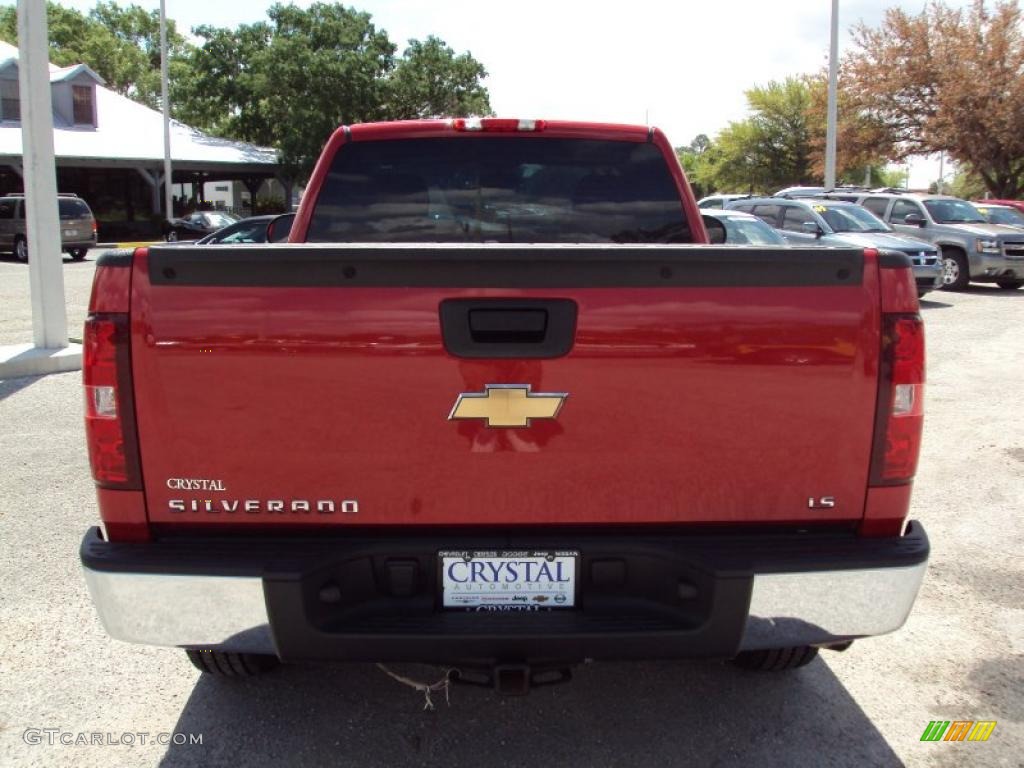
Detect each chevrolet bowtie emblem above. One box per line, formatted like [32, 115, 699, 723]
[448, 384, 568, 428]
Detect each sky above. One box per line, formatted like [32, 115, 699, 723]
[4, 0, 975, 187]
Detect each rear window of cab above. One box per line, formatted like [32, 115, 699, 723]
[307, 137, 691, 244]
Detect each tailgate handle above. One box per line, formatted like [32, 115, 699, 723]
[440, 299, 577, 359]
[469, 309, 547, 343]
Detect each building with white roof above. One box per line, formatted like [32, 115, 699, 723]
[0, 40, 286, 239]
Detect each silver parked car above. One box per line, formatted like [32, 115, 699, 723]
[0, 193, 97, 261]
[157, 214, 294, 246]
[697, 194, 751, 209]
[728, 197, 942, 296]
[701, 208, 787, 245]
[854, 193, 1024, 290]
[972, 202, 1024, 230]
[773, 186, 866, 202]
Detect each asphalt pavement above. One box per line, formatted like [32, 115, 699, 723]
[0, 252, 1020, 767]
[0, 252, 98, 346]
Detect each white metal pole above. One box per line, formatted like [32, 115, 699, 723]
[937, 151, 945, 194]
[160, 0, 173, 220]
[824, 0, 840, 190]
[18, 0, 67, 349]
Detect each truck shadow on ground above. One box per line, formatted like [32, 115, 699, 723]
[961, 285, 1024, 298]
[159, 657, 901, 767]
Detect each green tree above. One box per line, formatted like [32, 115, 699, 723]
[687, 134, 711, 156]
[179, 3, 394, 179]
[387, 36, 491, 119]
[745, 78, 813, 187]
[178, 3, 492, 179]
[90, 2, 192, 109]
[701, 78, 813, 193]
[705, 119, 773, 193]
[852, 165, 907, 189]
[265, 3, 396, 177]
[0, 1, 191, 109]
[675, 134, 716, 198]
[697, 74, 897, 194]
[174, 21, 277, 147]
[948, 166, 988, 199]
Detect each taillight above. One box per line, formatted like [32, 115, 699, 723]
[92, 219, 98, 236]
[870, 314, 925, 485]
[83, 314, 141, 489]
[452, 118, 546, 132]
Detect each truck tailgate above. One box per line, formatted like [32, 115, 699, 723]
[132, 244, 880, 529]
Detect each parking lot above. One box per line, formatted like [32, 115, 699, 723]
[0, 252, 1021, 767]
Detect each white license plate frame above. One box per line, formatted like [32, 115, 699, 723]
[439, 550, 578, 611]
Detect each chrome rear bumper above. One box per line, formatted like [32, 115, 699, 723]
[82, 570, 273, 654]
[81, 524, 929, 660]
[741, 561, 927, 650]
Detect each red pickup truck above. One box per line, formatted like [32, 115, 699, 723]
[80, 119, 928, 691]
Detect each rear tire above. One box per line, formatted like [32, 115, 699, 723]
[940, 249, 970, 291]
[732, 645, 819, 671]
[14, 236, 27, 262]
[69, 248, 87, 260]
[996, 279, 1023, 290]
[186, 649, 279, 677]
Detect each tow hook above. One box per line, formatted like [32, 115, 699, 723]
[452, 663, 573, 695]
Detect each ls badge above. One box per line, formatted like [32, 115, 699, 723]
[448, 384, 567, 428]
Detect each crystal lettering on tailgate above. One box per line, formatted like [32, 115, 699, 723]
[166, 478, 227, 491]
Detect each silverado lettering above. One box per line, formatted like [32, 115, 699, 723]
[167, 499, 359, 514]
[80, 118, 929, 690]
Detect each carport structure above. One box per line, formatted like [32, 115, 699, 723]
[0, 40, 286, 239]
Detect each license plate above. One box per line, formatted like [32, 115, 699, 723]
[63, 229, 76, 237]
[440, 550, 578, 610]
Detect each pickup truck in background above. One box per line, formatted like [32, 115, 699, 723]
[80, 119, 928, 693]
